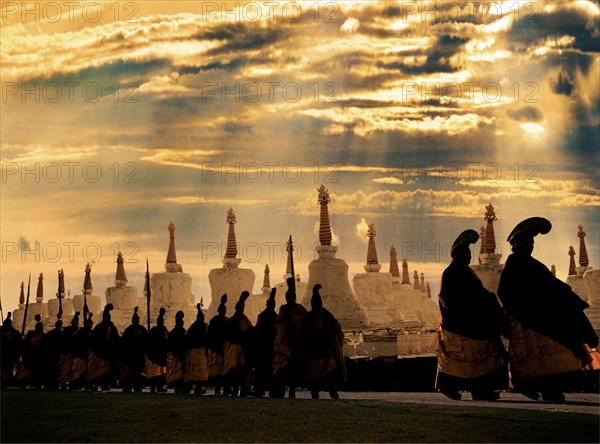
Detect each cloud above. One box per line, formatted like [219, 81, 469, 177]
[372, 177, 404, 185]
[163, 196, 269, 206]
[355, 218, 369, 243]
[506, 106, 545, 122]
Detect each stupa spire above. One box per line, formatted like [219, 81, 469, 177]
[262, 264, 271, 294]
[317, 185, 332, 246]
[401, 259, 410, 284]
[568, 245, 577, 275]
[223, 208, 242, 268]
[115, 252, 128, 287]
[426, 282, 431, 298]
[364, 223, 381, 272]
[413, 270, 420, 290]
[165, 221, 179, 272]
[19, 281, 25, 308]
[36, 272, 44, 303]
[578, 225, 589, 267]
[550, 264, 556, 277]
[225, 209, 238, 259]
[389, 245, 400, 277]
[483, 203, 497, 253]
[420, 272, 425, 292]
[84, 263, 93, 294]
[58, 269, 65, 296]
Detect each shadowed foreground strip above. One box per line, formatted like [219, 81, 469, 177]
[1, 391, 598, 443]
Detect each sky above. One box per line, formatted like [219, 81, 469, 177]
[1, 0, 599, 313]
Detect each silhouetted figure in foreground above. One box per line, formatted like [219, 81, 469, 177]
[58, 312, 80, 389]
[300, 284, 345, 399]
[272, 277, 307, 398]
[224, 291, 254, 397]
[208, 295, 229, 396]
[253, 288, 278, 397]
[498, 217, 598, 402]
[1, 313, 22, 388]
[43, 318, 64, 389]
[119, 307, 148, 393]
[185, 302, 209, 395]
[435, 230, 508, 401]
[89, 304, 119, 391]
[16, 314, 45, 389]
[146, 308, 168, 393]
[166, 310, 187, 394]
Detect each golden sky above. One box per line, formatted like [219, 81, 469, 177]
[1, 0, 599, 311]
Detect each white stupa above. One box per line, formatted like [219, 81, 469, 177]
[206, 209, 255, 319]
[566, 225, 600, 331]
[149, 222, 196, 328]
[301, 185, 368, 329]
[105, 252, 139, 331]
[471, 203, 503, 293]
[353, 224, 395, 326]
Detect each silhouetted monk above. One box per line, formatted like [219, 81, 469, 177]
[16, 314, 45, 389]
[119, 307, 148, 393]
[223, 291, 254, 397]
[300, 284, 345, 399]
[71, 313, 93, 390]
[1, 313, 22, 389]
[185, 302, 209, 395]
[435, 230, 508, 401]
[208, 295, 228, 395]
[89, 304, 119, 391]
[166, 310, 187, 394]
[58, 311, 80, 389]
[498, 217, 598, 402]
[43, 318, 64, 389]
[253, 288, 278, 397]
[146, 307, 168, 393]
[272, 277, 307, 398]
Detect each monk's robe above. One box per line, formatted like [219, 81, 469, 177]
[223, 311, 254, 391]
[207, 314, 228, 380]
[166, 325, 186, 387]
[272, 302, 308, 392]
[0, 322, 21, 387]
[118, 323, 148, 390]
[253, 306, 277, 395]
[498, 252, 598, 391]
[185, 319, 209, 384]
[88, 320, 119, 387]
[145, 324, 168, 381]
[435, 261, 508, 392]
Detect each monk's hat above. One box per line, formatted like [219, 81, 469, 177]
[218, 294, 228, 313]
[266, 287, 277, 307]
[235, 291, 250, 310]
[175, 310, 185, 322]
[507, 217, 551, 245]
[4, 312, 12, 326]
[157, 307, 166, 324]
[34, 314, 43, 331]
[311, 284, 323, 310]
[451, 229, 479, 258]
[132, 306, 139, 323]
[55, 319, 63, 328]
[71, 311, 80, 326]
[102, 303, 114, 321]
[85, 313, 94, 328]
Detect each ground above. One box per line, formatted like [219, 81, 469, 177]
[1, 390, 598, 443]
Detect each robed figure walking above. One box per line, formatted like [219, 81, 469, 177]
[435, 229, 508, 401]
[498, 217, 598, 402]
[299, 284, 345, 399]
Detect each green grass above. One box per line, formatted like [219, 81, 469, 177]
[1, 390, 598, 443]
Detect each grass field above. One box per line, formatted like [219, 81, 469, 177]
[1, 390, 599, 443]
